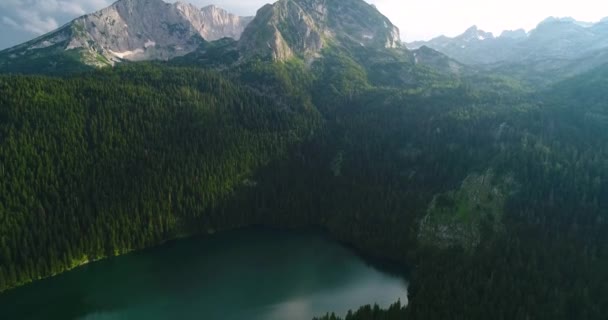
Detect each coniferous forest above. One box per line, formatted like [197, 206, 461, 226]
[0, 2, 608, 314]
[0, 55, 607, 319]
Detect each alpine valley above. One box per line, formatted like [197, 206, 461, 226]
[0, 0, 607, 319]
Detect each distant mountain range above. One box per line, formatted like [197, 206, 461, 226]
[408, 17, 608, 84]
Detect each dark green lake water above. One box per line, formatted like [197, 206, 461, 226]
[0, 228, 408, 320]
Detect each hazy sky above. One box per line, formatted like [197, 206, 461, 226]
[1, 0, 607, 50]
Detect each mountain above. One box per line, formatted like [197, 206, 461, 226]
[0, 0, 252, 73]
[2, 59, 608, 319]
[408, 25, 520, 65]
[408, 17, 608, 84]
[0, 0, 465, 82]
[410, 45, 464, 75]
[499, 28, 527, 39]
[238, 0, 401, 61]
[408, 26, 494, 57]
[171, 0, 465, 89]
[0, 0, 455, 77]
[196, 5, 253, 41]
[1, 0, 608, 318]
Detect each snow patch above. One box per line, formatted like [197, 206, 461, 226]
[362, 34, 374, 40]
[461, 45, 466, 48]
[477, 35, 485, 40]
[144, 40, 156, 48]
[29, 40, 55, 50]
[109, 48, 145, 59]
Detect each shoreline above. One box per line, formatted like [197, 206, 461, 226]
[0, 224, 412, 296]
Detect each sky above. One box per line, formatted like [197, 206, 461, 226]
[0, 0, 607, 50]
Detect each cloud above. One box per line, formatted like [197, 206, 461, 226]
[58, 1, 87, 15]
[2, 16, 20, 29]
[0, 0, 109, 38]
[15, 9, 59, 35]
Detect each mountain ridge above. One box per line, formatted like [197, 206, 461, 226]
[0, 0, 253, 73]
[407, 16, 608, 84]
[0, 0, 419, 74]
[238, 0, 402, 61]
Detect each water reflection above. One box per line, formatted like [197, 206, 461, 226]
[0, 228, 408, 320]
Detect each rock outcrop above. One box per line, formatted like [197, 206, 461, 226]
[0, 0, 406, 70]
[238, 0, 401, 61]
[0, 0, 253, 68]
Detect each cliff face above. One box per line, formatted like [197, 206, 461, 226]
[77, 0, 253, 62]
[0, 0, 253, 68]
[198, 5, 254, 41]
[75, 0, 203, 62]
[238, 0, 401, 61]
[0, 0, 404, 70]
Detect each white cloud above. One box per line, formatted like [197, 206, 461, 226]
[58, 1, 87, 15]
[0, 0, 106, 41]
[0, 0, 22, 8]
[2, 16, 20, 29]
[16, 9, 59, 34]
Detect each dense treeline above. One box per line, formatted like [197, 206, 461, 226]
[314, 302, 408, 320]
[0, 52, 607, 320]
[236, 54, 608, 318]
[310, 62, 608, 319]
[0, 64, 320, 291]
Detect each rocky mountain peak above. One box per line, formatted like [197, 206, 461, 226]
[539, 16, 575, 25]
[198, 4, 254, 41]
[499, 29, 527, 39]
[461, 25, 494, 41]
[0, 0, 402, 71]
[464, 25, 479, 33]
[111, 0, 163, 7]
[238, 0, 401, 61]
[201, 4, 226, 13]
[0, 0, 253, 69]
[536, 16, 597, 29]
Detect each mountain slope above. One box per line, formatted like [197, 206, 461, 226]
[0, 0, 252, 74]
[0, 1, 608, 319]
[238, 0, 401, 61]
[2, 55, 608, 320]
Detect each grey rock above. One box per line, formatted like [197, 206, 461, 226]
[238, 0, 401, 61]
[0, 0, 253, 67]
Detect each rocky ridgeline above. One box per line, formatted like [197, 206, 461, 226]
[0, 0, 404, 70]
[239, 0, 401, 61]
[0, 0, 253, 67]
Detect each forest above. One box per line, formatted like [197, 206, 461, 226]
[0, 51, 607, 320]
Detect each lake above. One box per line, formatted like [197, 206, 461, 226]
[0, 228, 408, 320]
